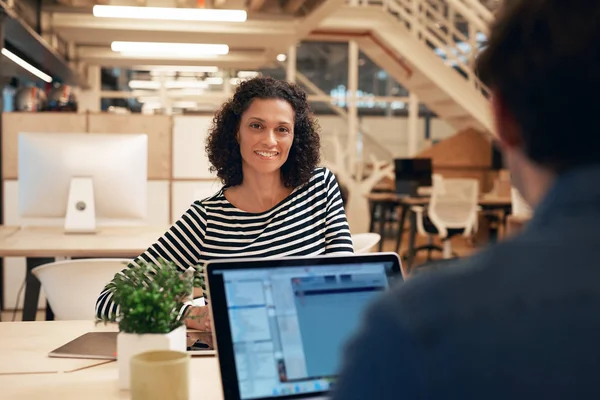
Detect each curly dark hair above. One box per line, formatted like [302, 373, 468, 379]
[205, 76, 321, 188]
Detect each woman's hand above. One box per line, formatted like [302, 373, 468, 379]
[185, 305, 212, 331]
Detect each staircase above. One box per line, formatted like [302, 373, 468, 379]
[314, 0, 495, 134]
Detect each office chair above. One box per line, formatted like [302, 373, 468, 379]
[32, 258, 129, 320]
[406, 177, 479, 261]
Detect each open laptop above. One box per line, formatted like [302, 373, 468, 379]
[206, 252, 403, 400]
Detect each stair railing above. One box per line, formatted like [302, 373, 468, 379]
[350, 0, 491, 97]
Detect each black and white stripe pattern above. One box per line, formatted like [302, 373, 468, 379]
[95, 167, 354, 319]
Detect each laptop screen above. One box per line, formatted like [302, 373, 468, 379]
[216, 261, 393, 399]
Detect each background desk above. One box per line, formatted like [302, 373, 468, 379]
[0, 226, 169, 321]
[0, 320, 223, 399]
[367, 193, 512, 271]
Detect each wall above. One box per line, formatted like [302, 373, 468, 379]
[317, 116, 455, 161]
[1, 112, 455, 310]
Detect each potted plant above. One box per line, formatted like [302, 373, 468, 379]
[98, 258, 206, 390]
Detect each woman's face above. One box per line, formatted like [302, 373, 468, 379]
[237, 98, 295, 179]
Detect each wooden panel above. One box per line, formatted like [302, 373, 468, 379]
[2, 112, 87, 179]
[418, 128, 492, 168]
[87, 114, 172, 180]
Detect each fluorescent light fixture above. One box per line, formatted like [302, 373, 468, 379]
[93, 5, 247, 22]
[1, 48, 52, 83]
[172, 101, 198, 108]
[129, 80, 209, 90]
[129, 80, 160, 90]
[112, 41, 229, 56]
[137, 96, 160, 103]
[237, 70, 259, 78]
[146, 65, 219, 74]
[205, 77, 224, 85]
[276, 53, 287, 62]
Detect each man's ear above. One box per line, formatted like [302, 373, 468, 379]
[491, 91, 522, 149]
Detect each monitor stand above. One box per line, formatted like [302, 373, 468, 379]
[64, 177, 97, 234]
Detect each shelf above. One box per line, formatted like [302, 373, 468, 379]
[0, 1, 86, 87]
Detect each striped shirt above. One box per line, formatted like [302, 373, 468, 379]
[95, 167, 354, 318]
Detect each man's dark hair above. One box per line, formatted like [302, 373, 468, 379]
[476, 0, 600, 173]
[206, 76, 321, 188]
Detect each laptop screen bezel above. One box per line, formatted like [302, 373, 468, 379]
[205, 252, 403, 400]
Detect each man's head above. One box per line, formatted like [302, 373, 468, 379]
[477, 0, 600, 205]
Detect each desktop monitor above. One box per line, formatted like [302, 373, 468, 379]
[394, 158, 433, 196]
[18, 132, 148, 233]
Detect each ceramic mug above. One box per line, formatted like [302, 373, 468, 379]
[130, 350, 190, 400]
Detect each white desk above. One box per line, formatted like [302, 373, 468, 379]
[0, 321, 224, 399]
[0, 225, 170, 321]
[0, 226, 170, 258]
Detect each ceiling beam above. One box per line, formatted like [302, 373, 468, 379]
[50, 12, 297, 48]
[283, 0, 306, 13]
[295, 0, 348, 38]
[51, 13, 296, 35]
[248, 0, 267, 11]
[77, 46, 269, 69]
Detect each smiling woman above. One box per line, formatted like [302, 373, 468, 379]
[95, 76, 354, 331]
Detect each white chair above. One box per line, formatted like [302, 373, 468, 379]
[352, 233, 381, 253]
[410, 178, 479, 260]
[32, 258, 130, 320]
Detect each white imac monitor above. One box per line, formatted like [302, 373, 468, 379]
[18, 132, 148, 234]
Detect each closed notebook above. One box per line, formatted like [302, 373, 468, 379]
[49, 331, 215, 360]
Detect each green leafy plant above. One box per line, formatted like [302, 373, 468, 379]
[98, 258, 206, 334]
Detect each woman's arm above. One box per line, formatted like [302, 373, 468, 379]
[323, 169, 354, 253]
[95, 201, 208, 320]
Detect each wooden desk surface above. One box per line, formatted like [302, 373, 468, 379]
[0, 321, 223, 399]
[0, 225, 170, 257]
[0, 320, 117, 374]
[366, 193, 511, 207]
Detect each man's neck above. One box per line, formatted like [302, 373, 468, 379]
[518, 162, 556, 209]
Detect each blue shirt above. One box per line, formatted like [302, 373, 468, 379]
[332, 165, 600, 399]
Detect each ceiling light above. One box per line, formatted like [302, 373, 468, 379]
[1, 48, 52, 83]
[276, 53, 287, 62]
[93, 5, 247, 22]
[112, 41, 229, 56]
[205, 77, 224, 85]
[129, 80, 161, 90]
[145, 65, 219, 74]
[165, 80, 208, 89]
[237, 70, 259, 78]
[172, 101, 198, 108]
[128, 80, 209, 90]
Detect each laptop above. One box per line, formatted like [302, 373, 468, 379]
[205, 252, 403, 400]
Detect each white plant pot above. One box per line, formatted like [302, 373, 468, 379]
[117, 324, 187, 390]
